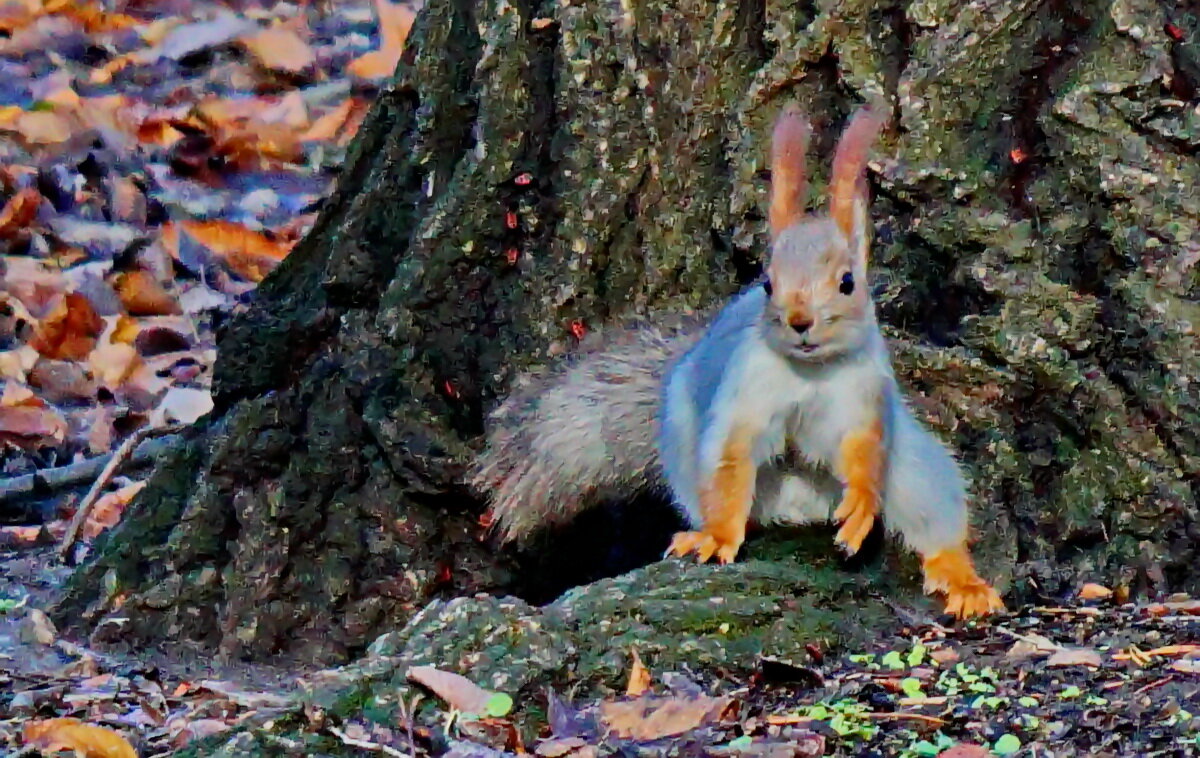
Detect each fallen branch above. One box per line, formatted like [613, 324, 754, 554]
[0, 432, 181, 507]
[58, 425, 182, 563]
[326, 725, 412, 757]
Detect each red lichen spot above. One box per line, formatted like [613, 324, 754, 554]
[514, 172, 533, 186]
[1166, 23, 1185, 41]
[478, 510, 495, 529]
[435, 562, 453, 584]
[505, 211, 518, 230]
[443, 380, 460, 399]
[505, 247, 519, 264]
[1009, 147, 1028, 164]
[569, 319, 587, 340]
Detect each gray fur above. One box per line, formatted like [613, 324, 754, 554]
[469, 316, 704, 542]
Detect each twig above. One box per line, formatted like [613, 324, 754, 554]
[58, 425, 182, 563]
[0, 432, 180, 505]
[326, 725, 412, 757]
[1132, 675, 1174, 696]
[866, 712, 948, 727]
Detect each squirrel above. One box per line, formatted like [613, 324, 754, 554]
[470, 104, 1004, 619]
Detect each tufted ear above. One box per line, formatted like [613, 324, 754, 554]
[828, 106, 887, 265]
[769, 104, 812, 239]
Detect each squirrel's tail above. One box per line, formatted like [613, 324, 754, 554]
[469, 319, 700, 543]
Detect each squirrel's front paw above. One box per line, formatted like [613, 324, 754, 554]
[922, 547, 1005, 619]
[833, 489, 877, 555]
[667, 531, 742, 564]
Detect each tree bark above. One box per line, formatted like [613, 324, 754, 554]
[56, 0, 1199, 662]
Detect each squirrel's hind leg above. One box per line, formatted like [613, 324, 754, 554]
[668, 426, 756, 564]
[921, 545, 1005, 618]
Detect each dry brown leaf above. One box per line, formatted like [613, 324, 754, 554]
[22, 718, 137, 758]
[0, 524, 47, 546]
[938, 745, 993, 758]
[11, 109, 73, 144]
[85, 480, 147, 538]
[240, 27, 315, 73]
[1005, 632, 1061, 661]
[0, 404, 67, 446]
[1170, 658, 1200, 674]
[22, 607, 58, 645]
[1114, 644, 1200, 661]
[0, 187, 42, 238]
[600, 695, 733, 741]
[151, 387, 213, 426]
[110, 270, 182, 316]
[534, 737, 588, 757]
[1078, 583, 1113, 600]
[89, 341, 142, 389]
[1, 380, 43, 407]
[626, 649, 650, 697]
[1044, 647, 1103, 668]
[111, 315, 141, 345]
[29, 292, 104, 360]
[165, 219, 293, 282]
[1143, 599, 1200, 617]
[348, 0, 415, 80]
[301, 98, 360, 142]
[171, 717, 231, 748]
[407, 666, 496, 715]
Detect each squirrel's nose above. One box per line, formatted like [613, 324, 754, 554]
[789, 318, 812, 335]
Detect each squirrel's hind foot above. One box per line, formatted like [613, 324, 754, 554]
[922, 546, 1005, 619]
[667, 531, 741, 565]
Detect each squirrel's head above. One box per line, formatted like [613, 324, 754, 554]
[760, 104, 887, 363]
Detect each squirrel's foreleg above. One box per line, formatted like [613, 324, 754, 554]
[668, 426, 756, 564]
[833, 417, 884, 555]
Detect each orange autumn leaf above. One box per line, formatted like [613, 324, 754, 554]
[1, 381, 44, 407]
[0, 187, 42, 238]
[110, 270, 182, 317]
[10, 109, 73, 145]
[626, 649, 650, 697]
[0, 404, 67, 446]
[84, 480, 147, 538]
[240, 27, 315, 73]
[22, 718, 137, 758]
[89, 341, 142, 389]
[348, 0, 415, 80]
[301, 98, 368, 145]
[164, 220, 294, 282]
[111, 314, 141, 344]
[29, 292, 104, 361]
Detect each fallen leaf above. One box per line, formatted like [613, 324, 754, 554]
[21, 608, 58, 646]
[165, 219, 292, 282]
[11, 109, 73, 144]
[407, 666, 508, 717]
[150, 386, 213, 426]
[22, 718, 137, 758]
[0, 403, 67, 446]
[240, 27, 315, 73]
[600, 695, 733, 741]
[626, 649, 650, 697]
[1078, 583, 1113, 601]
[534, 737, 588, 757]
[196, 680, 293, 709]
[110, 270, 182, 316]
[348, 0, 415, 80]
[170, 717, 231, 748]
[89, 341, 142, 388]
[938, 745, 993, 758]
[1170, 658, 1200, 674]
[301, 98, 367, 143]
[29, 292, 105, 360]
[84, 481, 147, 538]
[1045, 647, 1103, 668]
[1114, 644, 1200, 661]
[0, 187, 42, 238]
[1005, 633, 1060, 661]
[142, 13, 256, 63]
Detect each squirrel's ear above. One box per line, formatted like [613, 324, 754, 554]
[769, 105, 811, 239]
[829, 105, 887, 264]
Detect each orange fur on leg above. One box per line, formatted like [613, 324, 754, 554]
[922, 544, 1004, 618]
[832, 418, 884, 555]
[669, 428, 755, 564]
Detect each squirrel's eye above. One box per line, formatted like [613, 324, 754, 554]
[762, 278, 773, 297]
[839, 272, 855, 296]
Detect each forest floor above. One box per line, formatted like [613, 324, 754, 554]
[2, 545, 1200, 756]
[0, 1, 1198, 757]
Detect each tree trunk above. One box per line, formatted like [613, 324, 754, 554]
[56, 0, 1199, 662]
